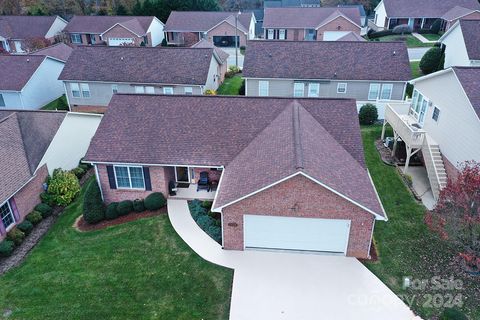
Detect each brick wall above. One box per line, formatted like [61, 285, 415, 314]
[192, 168, 222, 183]
[71, 105, 107, 114]
[207, 21, 247, 47]
[102, 25, 144, 46]
[442, 155, 460, 182]
[316, 16, 361, 40]
[13, 164, 48, 222]
[221, 174, 375, 258]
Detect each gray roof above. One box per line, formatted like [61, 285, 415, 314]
[382, 0, 480, 18]
[337, 31, 367, 42]
[0, 110, 65, 203]
[264, 0, 321, 8]
[85, 94, 384, 217]
[243, 40, 411, 81]
[263, 7, 361, 28]
[164, 11, 251, 33]
[441, 5, 480, 21]
[59, 46, 215, 85]
[453, 67, 480, 119]
[0, 15, 60, 39]
[338, 4, 366, 17]
[191, 39, 229, 64]
[64, 16, 155, 35]
[29, 42, 73, 62]
[0, 55, 46, 91]
[460, 20, 480, 60]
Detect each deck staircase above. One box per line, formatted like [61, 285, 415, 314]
[423, 136, 447, 200]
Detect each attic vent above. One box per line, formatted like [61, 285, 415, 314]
[393, 50, 396, 56]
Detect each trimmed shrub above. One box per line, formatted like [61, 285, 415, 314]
[419, 47, 445, 75]
[440, 308, 468, 320]
[117, 200, 134, 216]
[392, 24, 412, 35]
[78, 163, 90, 172]
[367, 29, 393, 39]
[7, 228, 25, 246]
[26, 211, 43, 225]
[189, 200, 207, 220]
[40, 192, 56, 207]
[133, 199, 145, 213]
[105, 202, 119, 220]
[430, 19, 442, 34]
[359, 104, 378, 125]
[47, 169, 81, 206]
[71, 167, 86, 179]
[201, 201, 213, 210]
[17, 220, 34, 235]
[196, 215, 214, 230]
[0, 240, 14, 257]
[35, 203, 53, 218]
[239, 80, 245, 95]
[207, 225, 222, 243]
[83, 181, 105, 224]
[204, 89, 216, 95]
[144, 192, 166, 211]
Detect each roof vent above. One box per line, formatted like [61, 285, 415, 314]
[393, 50, 396, 56]
[120, 57, 124, 61]
[333, 72, 337, 78]
[26, 58, 30, 62]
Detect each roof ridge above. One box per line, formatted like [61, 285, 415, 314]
[6, 113, 33, 174]
[292, 101, 304, 170]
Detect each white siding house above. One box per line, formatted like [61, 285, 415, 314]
[147, 17, 165, 47]
[440, 19, 480, 68]
[373, 1, 387, 29]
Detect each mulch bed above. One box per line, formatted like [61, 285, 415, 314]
[359, 240, 378, 263]
[375, 139, 396, 166]
[75, 207, 167, 232]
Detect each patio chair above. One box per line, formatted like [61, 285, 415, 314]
[197, 171, 210, 192]
[168, 180, 177, 196]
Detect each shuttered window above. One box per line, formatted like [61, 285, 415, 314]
[114, 166, 145, 189]
[0, 201, 14, 230]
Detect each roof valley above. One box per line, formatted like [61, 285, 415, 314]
[292, 101, 304, 170]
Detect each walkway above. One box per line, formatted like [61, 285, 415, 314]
[167, 199, 419, 320]
[412, 33, 437, 44]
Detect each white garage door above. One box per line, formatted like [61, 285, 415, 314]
[244, 215, 350, 254]
[108, 38, 134, 46]
[323, 31, 350, 41]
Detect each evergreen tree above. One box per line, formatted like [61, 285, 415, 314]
[115, 3, 129, 15]
[132, 0, 143, 15]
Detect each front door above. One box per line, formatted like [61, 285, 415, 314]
[175, 166, 190, 183]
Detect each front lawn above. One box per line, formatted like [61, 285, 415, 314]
[421, 34, 441, 41]
[0, 179, 233, 319]
[41, 95, 69, 111]
[410, 61, 423, 78]
[370, 35, 433, 48]
[217, 75, 243, 95]
[362, 126, 478, 319]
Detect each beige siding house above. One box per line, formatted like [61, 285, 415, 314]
[440, 19, 480, 68]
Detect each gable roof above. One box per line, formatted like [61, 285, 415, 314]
[382, 0, 480, 18]
[441, 5, 480, 21]
[191, 39, 229, 64]
[263, 7, 361, 29]
[164, 11, 250, 33]
[0, 15, 60, 39]
[338, 4, 366, 17]
[459, 19, 480, 60]
[0, 110, 65, 204]
[264, 0, 321, 8]
[453, 67, 480, 119]
[0, 55, 46, 91]
[337, 31, 366, 42]
[85, 94, 384, 218]
[243, 40, 410, 81]
[64, 16, 155, 35]
[59, 46, 215, 85]
[29, 42, 73, 62]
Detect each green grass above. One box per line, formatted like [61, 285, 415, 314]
[410, 61, 423, 78]
[361, 126, 478, 319]
[421, 34, 441, 41]
[217, 75, 243, 95]
[371, 34, 434, 47]
[41, 95, 68, 111]
[0, 179, 233, 319]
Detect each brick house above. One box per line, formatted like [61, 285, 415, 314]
[63, 16, 164, 47]
[164, 11, 256, 47]
[263, 7, 361, 41]
[0, 15, 67, 53]
[59, 46, 227, 112]
[0, 110, 101, 240]
[84, 95, 387, 258]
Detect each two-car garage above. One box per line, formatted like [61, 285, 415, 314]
[244, 215, 351, 254]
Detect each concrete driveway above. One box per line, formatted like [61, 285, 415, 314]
[222, 47, 244, 69]
[408, 47, 430, 61]
[168, 199, 417, 320]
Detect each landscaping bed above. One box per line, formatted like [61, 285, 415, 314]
[188, 200, 222, 244]
[217, 74, 244, 96]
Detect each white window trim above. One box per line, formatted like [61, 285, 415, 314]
[71, 83, 80, 98]
[113, 165, 145, 190]
[163, 87, 174, 95]
[379, 83, 393, 100]
[145, 86, 155, 94]
[0, 93, 5, 107]
[279, 29, 286, 40]
[80, 83, 90, 98]
[259, 81, 269, 96]
[135, 86, 145, 94]
[337, 83, 347, 94]
[71, 33, 82, 44]
[308, 83, 320, 97]
[432, 105, 440, 122]
[293, 82, 305, 97]
[184, 87, 193, 95]
[267, 29, 274, 40]
[174, 166, 191, 183]
[0, 200, 15, 232]
[368, 83, 380, 100]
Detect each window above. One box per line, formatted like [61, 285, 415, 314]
[184, 87, 193, 95]
[279, 29, 286, 40]
[308, 83, 320, 97]
[145, 86, 155, 94]
[432, 106, 440, 122]
[267, 29, 274, 39]
[0, 201, 14, 230]
[71, 83, 80, 98]
[368, 83, 381, 100]
[71, 33, 82, 44]
[305, 29, 316, 41]
[0, 94, 5, 107]
[293, 83, 305, 97]
[380, 84, 393, 100]
[112, 84, 118, 94]
[163, 87, 174, 95]
[80, 83, 90, 98]
[337, 83, 347, 94]
[114, 166, 145, 189]
[259, 81, 269, 96]
[135, 86, 145, 94]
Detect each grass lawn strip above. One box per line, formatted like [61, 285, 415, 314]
[217, 75, 243, 95]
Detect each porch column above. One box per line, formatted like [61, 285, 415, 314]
[421, 18, 425, 29]
[391, 131, 398, 157]
[381, 119, 387, 140]
[404, 145, 412, 174]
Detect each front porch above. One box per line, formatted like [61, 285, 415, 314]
[168, 166, 221, 201]
[170, 183, 216, 201]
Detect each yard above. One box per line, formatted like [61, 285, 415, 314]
[217, 75, 243, 95]
[0, 179, 233, 319]
[41, 95, 69, 111]
[410, 61, 423, 79]
[421, 33, 441, 41]
[362, 126, 479, 319]
[370, 35, 434, 48]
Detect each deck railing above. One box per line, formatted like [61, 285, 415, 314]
[385, 103, 426, 148]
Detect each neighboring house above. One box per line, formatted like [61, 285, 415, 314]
[164, 11, 256, 47]
[29, 42, 73, 62]
[382, 67, 480, 201]
[242, 41, 410, 118]
[59, 46, 227, 112]
[0, 55, 65, 109]
[440, 19, 480, 68]
[0, 110, 101, 240]
[338, 4, 367, 27]
[191, 39, 229, 81]
[63, 16, 164, 47]
[264, 0, 321, 8]
[0, 15, 67, 53]
[263, 7, 362, 41]
[84, 94, 387, 258]
[250, 9, 265, 38]
[337, 31, 367, 42]
[373, 0, 480, 31]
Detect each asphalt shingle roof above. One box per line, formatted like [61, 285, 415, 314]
[59, 46, 215, 85]
[459, 20, 480, 60]
[29, 42, 73, 62]
[242, 40, 411, 81]
[164, 11, 251, 33]
[191, 39, 229, 64]
[0, 15, 59, 39]
[441, 5, 479, 21]
[0, 55, 45, 91]
[453, 67, 480, 119]
[263, 7, 361, 28]
[382, 0, 480, 18]
[64, 16, 154, 35]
